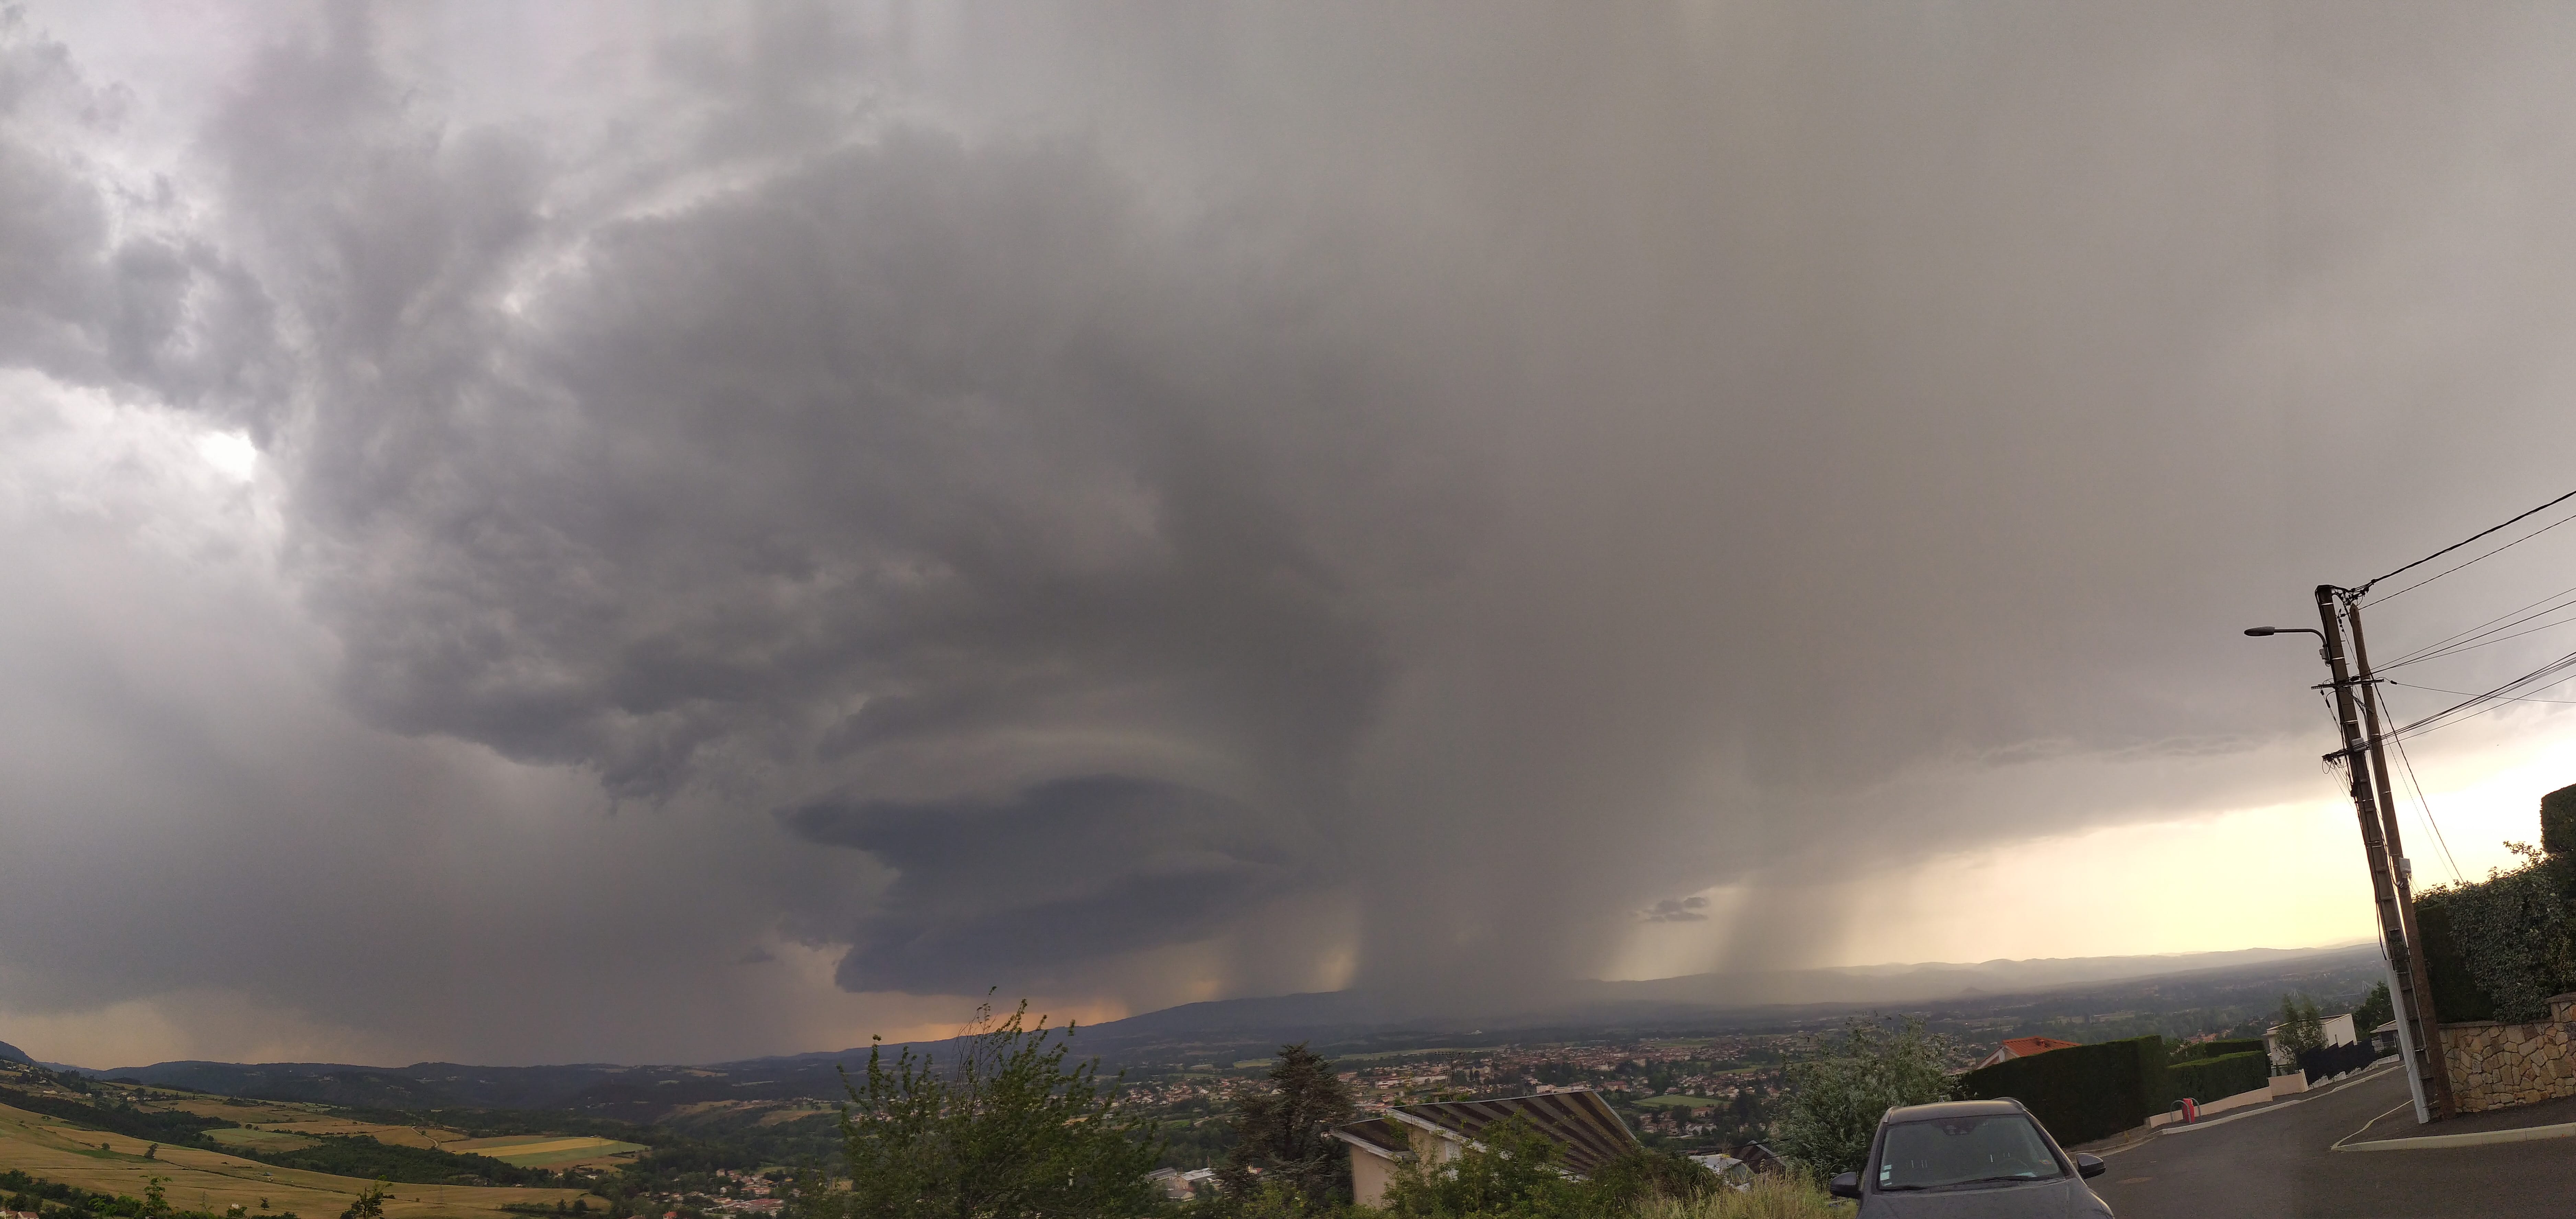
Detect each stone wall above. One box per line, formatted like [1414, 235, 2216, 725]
[2437, 992, 2576, 1113]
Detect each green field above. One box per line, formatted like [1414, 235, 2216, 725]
[1631, 1094, 1725, 1108]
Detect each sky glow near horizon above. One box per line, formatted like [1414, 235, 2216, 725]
[9, 2, 2576, 1069]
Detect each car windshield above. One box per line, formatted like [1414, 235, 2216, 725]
[1875, 1114, 2066, 1190]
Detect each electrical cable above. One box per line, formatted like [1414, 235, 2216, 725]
[2361, 503, 2576, 605]
[2352, 487, 2576, 602]
[2378, 605, 2576, 672]
[2387, 649, 2576, 742]
[2377, 688, 2465, 886]
[2376, 578, 2576, 669]
[2385, 680, 2576, 706]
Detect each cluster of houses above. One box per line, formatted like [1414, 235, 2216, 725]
[1154, 1088, 1781, 1207]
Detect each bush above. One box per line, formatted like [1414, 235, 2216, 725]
[2415, 846, 2576, 1023]
[1378, 1115, 1584, 1219]
[2416, 902, 2496, 1022]
[2165, 1052, 2267, 1105]
[2543, 784, 2576, 858]
[1958, 1036, 2164, 1148]
[1771, 1017, 1958, 1179]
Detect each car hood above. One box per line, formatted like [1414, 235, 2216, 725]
[1865, 1177, 2106, 1218]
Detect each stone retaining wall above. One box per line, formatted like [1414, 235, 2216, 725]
[2438, 992, 2576, 1113]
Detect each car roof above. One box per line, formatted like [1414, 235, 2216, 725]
[1880, 1098, 2031, 1123]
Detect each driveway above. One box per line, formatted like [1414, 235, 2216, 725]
[2091, 1066, 2576, 1218]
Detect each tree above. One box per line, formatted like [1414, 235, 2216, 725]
[2351, 981, 2394, 1037]
[337, 1181, 387, 1219]
[1772, 1016, 1958, 1179]
[824, 999, 1161, 1219]
[2277, 994, 2324, 1057]
[1217, 1044, 1356, 1205]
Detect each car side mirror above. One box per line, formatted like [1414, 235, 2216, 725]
[1828, 1171, 1861, 1198]
[2075, 1153, 2105, 1179]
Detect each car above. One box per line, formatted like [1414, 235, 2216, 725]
[1826, 1098, 2113, 1217]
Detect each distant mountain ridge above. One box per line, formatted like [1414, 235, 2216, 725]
[27, 941, 2377, 1116]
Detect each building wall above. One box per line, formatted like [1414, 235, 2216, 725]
[2437, 993, 2576, 1114]
[1350, 1150, 1395, 1208]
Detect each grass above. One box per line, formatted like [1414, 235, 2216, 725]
[1632, 1176, 1842, 1219]
[0, 1101, 596, 1219]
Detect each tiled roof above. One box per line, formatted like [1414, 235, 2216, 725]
[1999, 1036, 2080, 1057]
[1339, 1090, 1638, 1177]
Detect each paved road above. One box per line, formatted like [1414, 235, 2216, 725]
[2091, 1066, 2576, 1218]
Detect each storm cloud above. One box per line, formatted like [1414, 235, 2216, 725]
[10, 1, 2576, 1063]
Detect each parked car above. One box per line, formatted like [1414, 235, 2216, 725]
[1826, 1098, 2112, 1217]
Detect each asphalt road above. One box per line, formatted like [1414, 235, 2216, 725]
[2090, 1066, 2576, 1218]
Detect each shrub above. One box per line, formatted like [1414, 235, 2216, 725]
[2165, 1052, 2267, 1105]
[1958, 1036, 2164, 1148]
[1377, 1115, 1583, 1219]
[2543, 784, 2576, 858]
[2415, 845, 2576, 1023]
[1771, 1017, 1958, 1179]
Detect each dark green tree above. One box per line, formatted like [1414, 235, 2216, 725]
[823, 999, 1160, 1219]
[1773, 1016, 1958, 1179]
[2351, 980, 2394, 1037]
[1217, 1044, 1356, 1205]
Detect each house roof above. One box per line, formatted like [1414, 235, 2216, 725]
[1332, 1090, 1639, 1177]
[1997, 1036, 2080, 1058]
[1329, 1117, 1411, 1161]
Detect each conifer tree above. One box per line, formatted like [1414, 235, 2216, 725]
[1217, 1044, 1357, 1205]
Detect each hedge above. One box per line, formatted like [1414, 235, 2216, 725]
[2415, 904, 2495, 1022]
[2165, 1052, 2268, 1105]
[2169, 1038, 2264, 1063]
[1958, 1036, 2166, 1147]
[2544, 783, 2576, 858]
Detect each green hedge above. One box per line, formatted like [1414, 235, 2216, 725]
[2543, 783, 2576, 857]
[2416, 904, 2495, 1022]
[2169, 1038, 2264, 1063]
[2166, 1052, 2268, 1105]
[1958, 1036, 2166, 1147]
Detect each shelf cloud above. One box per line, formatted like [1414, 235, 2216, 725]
[7, 1, 2576, 1064]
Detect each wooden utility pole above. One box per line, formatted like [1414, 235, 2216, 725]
[2315, 584, 2454, 1122]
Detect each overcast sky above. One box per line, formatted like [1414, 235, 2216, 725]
[12, 1, 2576, 1068]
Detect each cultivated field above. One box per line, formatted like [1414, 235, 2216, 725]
[0, 1101, 596, 1219]
[440, 1136, 647, 1169]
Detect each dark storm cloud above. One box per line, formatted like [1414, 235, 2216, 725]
[783, 776, 1306, 992]
[0, 20, 276, 417]
[14, 0, 2576, 1059]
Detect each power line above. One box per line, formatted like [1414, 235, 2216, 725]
[2382, 610, 2576, 671]
[2378, 577, 2576, 669]
[2377, 688, 2465, 886]
[2387, 679, 2576, 707]
[2363, 502, 2576, 605]
[2387, 649, 2576, 742]
[2354, 487, 2576, 602]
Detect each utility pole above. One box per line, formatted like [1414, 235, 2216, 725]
[2313, 584, 2453, 1123]
[2343, 590, 2457, 1122]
